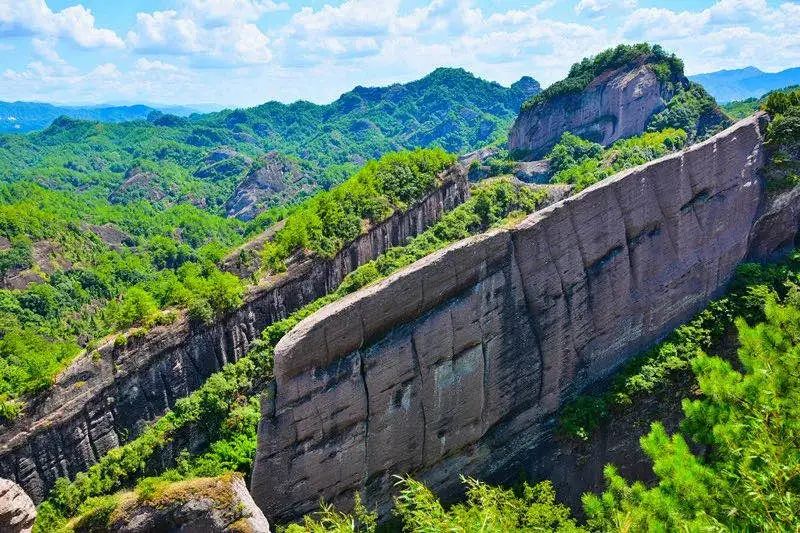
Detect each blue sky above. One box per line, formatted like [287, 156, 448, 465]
[1, 0, 799, 107]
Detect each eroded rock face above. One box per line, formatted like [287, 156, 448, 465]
[509, 63, 675, 157]
[99, 475, 269, 533]
[0, 166, 469, 504]
[225, 152, 312, 221]
[251, 114, 781, 521]
[0, 478, 35, 533]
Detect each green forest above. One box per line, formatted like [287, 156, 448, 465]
[0, 40, 796, 533]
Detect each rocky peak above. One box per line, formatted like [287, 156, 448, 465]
[510, 76, 542, 100]
[509, 44, 686, 157]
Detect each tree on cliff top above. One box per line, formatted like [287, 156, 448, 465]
[522, 43, 684, 111]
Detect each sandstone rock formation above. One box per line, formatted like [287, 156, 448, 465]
[0, 167, 468, 503]
[225, 152, 313, 221]
[96, 475, 269, 533]
[251, 114, 781, 520]
[0, 478, 35, 533]
[108, 167, 167, 205]
[509, 61, 675, 157]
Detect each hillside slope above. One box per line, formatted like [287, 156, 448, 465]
[0, 68, 538, 220]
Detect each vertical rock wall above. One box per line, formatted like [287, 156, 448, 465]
[252, 114, 779, 521]
[0, 168, 469, 503]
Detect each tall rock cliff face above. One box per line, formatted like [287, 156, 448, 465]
[0, 168, 469, 504]
[251, 114, 787, 521]
[509, 62, 675, 157]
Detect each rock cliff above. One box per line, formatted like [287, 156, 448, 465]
[509, 61, 676, 157]
[251, 114, 785, 520]
[0, 167, 469, 503]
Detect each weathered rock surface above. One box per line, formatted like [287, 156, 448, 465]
[0, 478, 35, 533]
[509, 62, 676, 157]
[108, 167, 166, 205]
[90, 475, 269, 533]
[251, 114, 785, 521]
[0, 167, 469, 504]
[225, 152, 313, 221]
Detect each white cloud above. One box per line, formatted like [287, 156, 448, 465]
[575, 0, 636, 16]
[621, 0, 800, 74]
[0, 0, 123, 49]
[127, 6, 273, 65]
[31, 37, 63, 63]
[181, 0, 289, 26]
[135, 58, 180, 72]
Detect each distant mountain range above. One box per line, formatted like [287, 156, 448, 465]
[0, 102, 203, 133]
[0, 67, 540, 215]
[689, 66, 800, 103]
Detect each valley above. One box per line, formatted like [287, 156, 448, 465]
[0, 38, 798, 533]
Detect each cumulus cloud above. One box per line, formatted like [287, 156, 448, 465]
[127, 4, 273, 65]
[0, 0, 123, 48]
[621, 0, 800, 74]
[181, 0, 289, 26]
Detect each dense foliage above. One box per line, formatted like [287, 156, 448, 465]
[289, 477, 583, 533]
[763, 88, 800, 192]
[0, 68, 537, 217]
[0, 146, 456, 417]
[0, 182, 246, 417]
[647, 82, 730, 140]
[522, 44, 683, 111]
[260, 148, 455, 271]
[584, 279, 800, 531]
[33, 178, 549, 532]
[548, 128, 688, 192]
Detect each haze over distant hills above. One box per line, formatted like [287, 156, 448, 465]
[0, 102, 205, 133]
[689, 66, 800, 103]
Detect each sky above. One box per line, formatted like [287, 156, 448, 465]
[0, 0, 799, 107]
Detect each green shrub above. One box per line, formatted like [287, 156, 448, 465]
[549, 128, 688, 192]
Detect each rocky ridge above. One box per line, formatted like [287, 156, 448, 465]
[0, 166, 469, 503]
[251, 114, 781, 520]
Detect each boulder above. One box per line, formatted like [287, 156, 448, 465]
[0, 478, 35, 533]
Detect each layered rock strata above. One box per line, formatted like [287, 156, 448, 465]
[0, 167, 469, 503]
[251, 114, 782, 520]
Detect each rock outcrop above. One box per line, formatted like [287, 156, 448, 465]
[94, 475, 269, 533]
[0, 167, 469, 503]
[509, 61, 676, 157]
[0, 478, 35, 533]
[251, 114, 783, 521]
[225, 152, 313, 221]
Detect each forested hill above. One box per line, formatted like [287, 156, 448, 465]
[194, 67, 540, 166]
[0, 102, 202, 134]
[0, 68, 539, 216]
